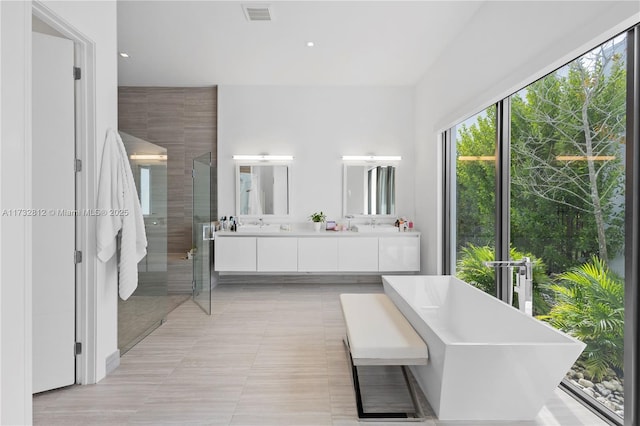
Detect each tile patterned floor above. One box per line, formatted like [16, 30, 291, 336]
[33, 283, 607, 425]
[119, 294, 190, 354]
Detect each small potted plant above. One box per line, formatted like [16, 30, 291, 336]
[309, 211, 326, 232]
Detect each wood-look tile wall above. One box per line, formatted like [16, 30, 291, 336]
[118, 87, 217, 293]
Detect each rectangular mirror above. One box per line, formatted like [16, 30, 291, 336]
[236, 164, 290, 216]
[343, 164, 396, 216]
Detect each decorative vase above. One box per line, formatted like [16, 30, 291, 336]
[313, 222, 322, 232]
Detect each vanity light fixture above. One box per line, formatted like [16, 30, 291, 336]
[306, 41, 315, 47]
[129, 154, 167, 160]
[119, 52, 130, 58]
[232, 155, 294, 161]
[342, 155, 402, 162]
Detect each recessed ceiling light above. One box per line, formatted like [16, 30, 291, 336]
[306, 41, 315, 48]
[119, 52, 129, 58]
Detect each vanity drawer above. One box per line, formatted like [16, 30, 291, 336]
[215, 237, 257, 272]
[379, 236, 420, 272]
[338, 237, 378, 272]
[257, 237, 298, 272]
[298, 238, 338, 272]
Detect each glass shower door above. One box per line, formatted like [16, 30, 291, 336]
[119, 132, 169, 354]
[193, 153, 213, 314]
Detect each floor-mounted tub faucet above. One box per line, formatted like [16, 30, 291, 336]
[483, 257, 533, 315]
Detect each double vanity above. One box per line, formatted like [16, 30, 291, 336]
[215, 158, 419, 274]
[214, 228, 420, 273]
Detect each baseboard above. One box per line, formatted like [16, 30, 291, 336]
[105, 349, 120, 375]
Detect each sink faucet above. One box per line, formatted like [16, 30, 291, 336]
[344, 215, 354, 231]
[258, 218, 264, 228]
[483, 257, 533, 315]
[371, 218, 377, 228]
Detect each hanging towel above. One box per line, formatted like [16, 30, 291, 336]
[97, 129, 147, 300]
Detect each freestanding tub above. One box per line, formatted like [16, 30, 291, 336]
[382, 275, 586, 421]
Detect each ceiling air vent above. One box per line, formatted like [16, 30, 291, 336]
[242, 4, 273, 22]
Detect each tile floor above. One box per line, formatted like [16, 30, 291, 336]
[119, 294, 190, 354]
[33, 283, 607, 425]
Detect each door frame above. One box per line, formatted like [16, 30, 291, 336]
[32, 1, 97, 386]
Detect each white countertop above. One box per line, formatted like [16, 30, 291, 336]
[214, 229, 420, 238]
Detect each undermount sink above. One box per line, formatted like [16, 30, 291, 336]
[236, 224, 281, 233]
[353, 224, 399, 233]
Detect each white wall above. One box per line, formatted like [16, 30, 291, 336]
[218, 86, 415, 225]
[0, 1, 117, 422]
[1, 2, 33, 423]
[413, 1, 640, 275]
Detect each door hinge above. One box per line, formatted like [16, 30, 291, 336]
[192, 280, 196, 292]
[75, 342, 82, 355]
[74, 250, 83, 264]
[192, 169, 195, 178]
[75, 159, 82, 172]
[73, 67, 81, 80]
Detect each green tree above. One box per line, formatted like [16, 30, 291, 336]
[456, 38, 626, 273]
[455, 108, 496, 251]
[511, 41, 626, 266]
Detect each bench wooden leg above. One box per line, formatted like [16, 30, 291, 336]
[342, 338, 424, 421]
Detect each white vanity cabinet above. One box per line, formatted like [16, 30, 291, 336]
[257, 237, 298, 272]
[338, 237, 378, 272]
[379, 235, 420, 272]
[298, 238, 338, 271]
[214, 237, 256, 271]
[214, 231, 420, 273]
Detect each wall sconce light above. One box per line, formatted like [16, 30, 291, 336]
[232, 155, 294, 161]
[129, 154, 168, 160]
[342, 155, 402, 162]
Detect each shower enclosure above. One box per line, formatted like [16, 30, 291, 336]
[119, 132, 179, 354]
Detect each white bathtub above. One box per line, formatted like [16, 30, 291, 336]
[382, 275, 586, 421]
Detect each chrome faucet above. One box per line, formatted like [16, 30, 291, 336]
[345, 215, 354, 231]
[258, 218, 264, 228]
[483, 257, 533, 315]
[371, 218, 377, 228]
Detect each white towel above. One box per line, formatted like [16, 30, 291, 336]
[97, 129, 147, 300]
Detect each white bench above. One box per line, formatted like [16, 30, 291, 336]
[340, 293, 428, 420]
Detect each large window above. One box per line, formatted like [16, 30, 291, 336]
[511, 35, 627, 419]
[451, 107, 497, 295]
[446, 30, 636, 423]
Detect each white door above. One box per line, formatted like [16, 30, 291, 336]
[32, 32, 76, 393]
